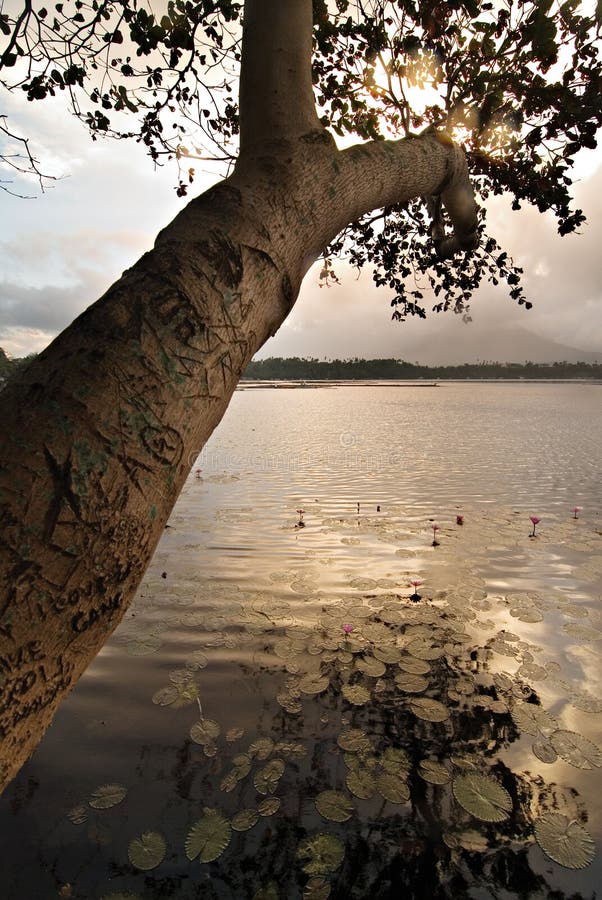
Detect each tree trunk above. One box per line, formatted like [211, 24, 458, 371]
[0, 0, 478, 793]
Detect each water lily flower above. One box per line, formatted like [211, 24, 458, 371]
[342, 623, 354, 636]
[529, 515, 541, 537]
[456, 514, 464, 526]
[572, 506, 582, 519]
[409, 580, 423, 602]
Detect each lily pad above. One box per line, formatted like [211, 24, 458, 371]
[381, 747, 411, 775]
[398, 656, 431, 675]
[355, 656, 387, 677]
[67, 805, 88, 825]
[101, 894, 141, 900]
[226, 727, 245, 742]
[346, 769, 376, 800]
[299, 674, 330, 695]
[534, 813, 595, 869]
[395, 672, 429, 693]
[563, 623, 602, 641]
[452, 773, 512, 823]
[341, 684, 371, 706]
[303, 878, 331, 900]
[337, 729, 371, 752]
[550, 730, 602, 769]
[409, 697, 450, 723]
[532, 741, 558, 764]
[89, 784, 127, 809]
[297, 833, 345, 876]
[419, 760, 451, 785]
[511, 702, 557, 736]
[254, 759, 285, 795]
[185, 650, 209, 670]
[376, 773, 410, 803]
[249, 738, 275, 760]
[190, 719, 221, 745]
[372, 645, 402, 664]
[152, 685, 179, 706]
[569, 691, 602, 714]
[406, 638, 442, 660]
[315, 790, 354, 822]
[231, 809, 260, 831]
[185, 808, 232, 863]
[126, 635, 162, 656]
[127, 831, 166, 871]
[257, 797, 281, 816]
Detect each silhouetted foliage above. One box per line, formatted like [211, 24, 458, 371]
[243, 356, 602, 381]
[2, 1, 601, 315]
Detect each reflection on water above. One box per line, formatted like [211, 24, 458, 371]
[1, 383, 602, 899]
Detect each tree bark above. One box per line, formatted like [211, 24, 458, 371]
[0, 0, 478, 793]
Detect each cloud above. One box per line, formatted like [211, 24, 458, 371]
[1, 85, 601, 362]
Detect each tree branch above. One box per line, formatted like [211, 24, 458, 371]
[311, 133, 478, 260]
[239, 0, 322, 152]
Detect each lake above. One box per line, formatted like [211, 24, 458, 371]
[2, 382, 602, 899]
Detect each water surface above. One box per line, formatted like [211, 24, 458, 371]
[2, 383, 602, 900]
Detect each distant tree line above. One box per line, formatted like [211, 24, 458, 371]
[243, 357, 602, 381]
[2, 350, 600, 389]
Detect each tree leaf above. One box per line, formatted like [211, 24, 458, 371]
[185, 808, 232, 862]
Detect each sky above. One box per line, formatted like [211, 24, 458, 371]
[1, 86, 601, 365]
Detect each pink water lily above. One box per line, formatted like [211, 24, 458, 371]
[409, 580, 423, 602]
[572, 506, 582, 519]
[342, 623, 354, 635]
[529, 515, 541, 537]
[456, 514, 464, 526]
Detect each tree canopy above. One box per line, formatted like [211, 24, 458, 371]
[2, 0, 601, 320]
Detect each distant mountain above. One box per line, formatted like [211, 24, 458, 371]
[407, 323, 601, 366]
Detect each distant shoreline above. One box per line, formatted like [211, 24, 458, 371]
[238, 378, 601, 388]
[242, 357, 602, 383]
